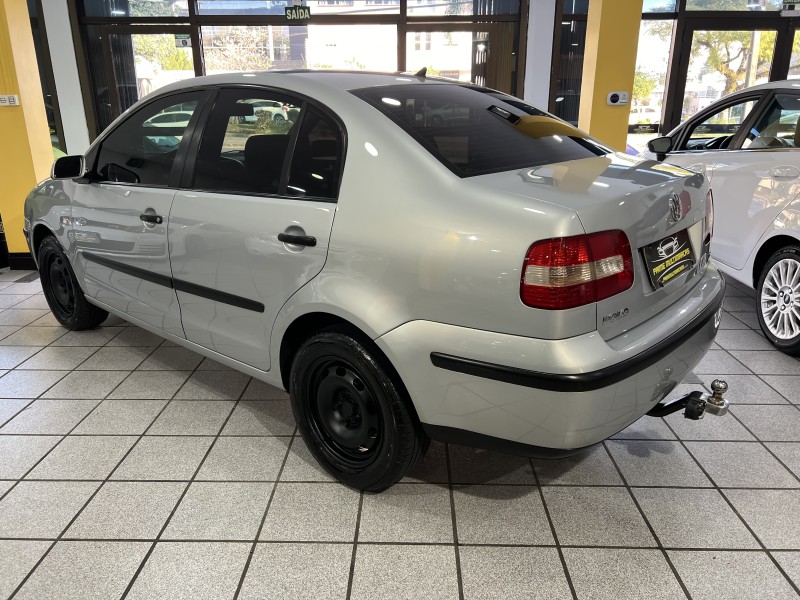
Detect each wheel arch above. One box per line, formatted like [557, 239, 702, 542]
[31, 224, 56, 266]
[752, 234, 800, 288]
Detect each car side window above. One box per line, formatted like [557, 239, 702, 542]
[193, 89, 301, 195]
[286, 109, 343, 200]
[679, 97, 759, 152]
[741, 94, 800, 150]
[95, 92, 202, 186]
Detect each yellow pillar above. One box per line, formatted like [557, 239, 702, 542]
[0, 0, 52, 255]
[578, 0, 643, 151]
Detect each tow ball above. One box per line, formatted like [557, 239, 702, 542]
[647, 379, 730, 420]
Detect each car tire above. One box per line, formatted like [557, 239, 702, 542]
[290, 330, 428, 492]
[756, 245, 800, 355]
[38, 235, 108, 330]
[273, 113, 285, 122]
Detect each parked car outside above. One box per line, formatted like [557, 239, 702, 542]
[642, 80, 800, 354]
[25, 71, 724, 491]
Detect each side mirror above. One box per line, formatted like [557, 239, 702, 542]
[647, 136, 673, 157]
[51, 155, 86, 179]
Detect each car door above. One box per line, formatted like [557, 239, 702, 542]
[71, 90, 208, 337]
[169, 87, 342, 371]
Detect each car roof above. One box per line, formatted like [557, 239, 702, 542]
[717, 79, 800, 97]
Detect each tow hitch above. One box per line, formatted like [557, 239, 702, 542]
[647, 379, 730, 420]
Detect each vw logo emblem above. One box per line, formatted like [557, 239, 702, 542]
[669, 192, 683, 223]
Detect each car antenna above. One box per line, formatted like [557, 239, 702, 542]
[414, 66, 427, 79]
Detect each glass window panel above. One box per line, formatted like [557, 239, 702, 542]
[552, 19, 586, 126]
[643, 0, 677, 11]
[685, 0, 782, 10]
[788, 30, 800, 79]
[561, 0, 588, 14]
[682, 29, 775, 122]
[287, 109, 343, 199]
[627, 20, 673, 153]
[680, 97, 759, 150]
[81, 0, 189, 17]
[201, 25, 397, 73]
[742, 94, 800, 148]
[406, 31, 486, 84]
[198, 0, 399, 15]
[407, 0, 519, 17]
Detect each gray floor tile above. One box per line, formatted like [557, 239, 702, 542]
[241, 378, 289, 400]
[0, 294, 32, 309]
[106, 326, 164, 347]
[174, 370, 250, 400]
[137, 346, 203, 371]
[610, 415, 677, 440]
[766, 443, 800, 480]
[147, 400, 235, 435]
[664, 409, 756, 441]
[543, 486, 655, 547]
[724, 490, 800, 549]
[42, 370, 130, 399]
[0, 326, 66, 347]
[16, 346, 97, 370]
[692, 350, 751, 375]
[605, 440, 712, 487]
[719, 312, 750, 330]
[12, 295, 52, 310]
[730, 310, 761, 330]
[0, 325, 21, 340]
[27, 435, 137, 480]
[239, 543, 351, 600]
[359, 483, 453, 543]
[460, 546, 572, 600]
[0, 399, 30, 425]
[715, 329, 775, 351]
[280, 438, 336, 482]
[0, 346, 42, 369]
[669, 550, 798, 600]
[0, 480, 13, 496]
[221, 399, 295, 436]
[197, 357, 234, 370]
[402, 441, 449, 484]
[454, 485, 553, 545]
[731, 405, 800, 442]
[0, 540, 51, 599]
[533, 444, 623, 485]
[77, 346, 153, 371]
[772, 552, 800, 589]
[164, 482, 271, 540]
[0, 370, 67, 398]
[109, 370, 192, 399]
[350, 544, 459, 600]
[563, 548, 686, 600]
[260, 482, 359, 542]
[196, 436, 289, 481]
[633, 488, 759, 549]
[2, 283, 43, 295]
[28, 313, 62, 327]
[72, 400, 167, 435]
[725, 296, 758, 313]
[1, 399, 99, 434]
[125, 541, 250, 600]
[686, 441, 798, 488]
[0, 481, 99, 537]
[0, 435, 60, 478]
[13, 541, 148, 600]
[51, 327, 124, 346]
[701, 374, 789, 404]
[763, 376, 800, 404]
[66, 481, 184, 539]
[730, 351, 800, 376]
[449, 445, 536, 484]
[111, 436, 213, 481]
[0, 309, 49, 327]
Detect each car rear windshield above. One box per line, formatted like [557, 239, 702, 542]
[351, 84, 611, 177]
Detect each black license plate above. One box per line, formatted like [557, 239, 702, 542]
[643, 229, 695, 288]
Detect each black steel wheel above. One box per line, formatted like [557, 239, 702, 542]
[290, 331, 427, 491]
[38, 235, 107, 330]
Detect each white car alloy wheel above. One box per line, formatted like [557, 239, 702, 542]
[758, 248, 800, 352]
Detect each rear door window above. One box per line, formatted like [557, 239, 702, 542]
[351, 84, 609, 177]
[741, 93, 800, 149]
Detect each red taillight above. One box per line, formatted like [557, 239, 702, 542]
[521, 230, 634, 310]
[704, 189, 714, 245]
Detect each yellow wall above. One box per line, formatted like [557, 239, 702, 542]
[0, 0, 53, 254]
[578, 0, 644, 151]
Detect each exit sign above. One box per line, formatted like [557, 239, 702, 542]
[0, 95, 19, 107]
[285, 5, 310, 21]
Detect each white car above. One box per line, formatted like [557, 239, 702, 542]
[25, 72, 725, 491]
[643, 80, 800, 354]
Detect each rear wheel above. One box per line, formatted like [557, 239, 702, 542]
[289, 331, 427, 492]
[273, 113, 285, 122]
[38, 235, 107, 330]
[756, 245, 800, 355]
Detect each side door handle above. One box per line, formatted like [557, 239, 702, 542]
[770, 166, 800, 181]
[139, 213, 164, 224]
[278, 232, 317, 247]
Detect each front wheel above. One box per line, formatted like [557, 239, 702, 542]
[289, 331, 427, 492]
[38, 236, 108, 330]
[756, 245, 800, 355]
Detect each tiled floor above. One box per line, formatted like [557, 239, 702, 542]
[0, 268, 799, 599]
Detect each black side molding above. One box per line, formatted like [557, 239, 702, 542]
[83, 252, 265, 313]
[431, 281, 725, 393]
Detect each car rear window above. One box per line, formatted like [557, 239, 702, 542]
[351, 84, 610, 177]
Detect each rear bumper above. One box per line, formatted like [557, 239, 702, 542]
[375, 265, 724, 451]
